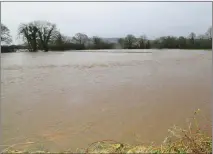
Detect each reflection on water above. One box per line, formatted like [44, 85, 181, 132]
[1, 49, 212, 152]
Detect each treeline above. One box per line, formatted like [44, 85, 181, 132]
[1, 21, 212, 53]
[151, 35, 212, 49]
[1, 45, 27, 53]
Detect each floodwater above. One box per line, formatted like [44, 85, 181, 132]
[1, 49, 212, 152]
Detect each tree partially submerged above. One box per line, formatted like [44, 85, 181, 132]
[18, 23, 39, 52]
[18, 21, 57, 52]
[35, 21, 58, 52]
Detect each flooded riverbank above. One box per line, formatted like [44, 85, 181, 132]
[1, 49, 212, 152]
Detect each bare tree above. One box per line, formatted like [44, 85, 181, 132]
[92, 36, 103, 49]
[49, 31, 64, 45]
[18, 21, 57, 52]
[137, 35, 147, 48]
[1, 23, 12, 44]
[18, 23, 38, 51]
[124, 34, 137, 49]
[34, 21, 58, 52]
[73, 33, 88, 45]
[205, 27, 212, 40]
[188, 32, 196, 44]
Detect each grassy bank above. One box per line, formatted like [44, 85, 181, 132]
[2, 109, 212, 153]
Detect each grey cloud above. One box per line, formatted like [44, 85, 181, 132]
[1, 2, 212, 44]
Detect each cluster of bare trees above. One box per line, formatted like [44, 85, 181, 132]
[18, 21, 58, 52]
[50, 32, 115, 50]
[150, 30, 212, 49]
[1, 21, 212, 52]
[117, 28, 212, 49]
[117, 35, 150, 49]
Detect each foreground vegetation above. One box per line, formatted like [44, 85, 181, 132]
[1, 22, 212, 53]
[2, 109, 212, 153]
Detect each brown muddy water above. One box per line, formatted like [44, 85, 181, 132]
[1, 49, 212, 152]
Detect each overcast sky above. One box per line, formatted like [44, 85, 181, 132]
[1, 2, 212, 44]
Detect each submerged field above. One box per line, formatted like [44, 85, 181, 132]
[1, 49, 212, 152]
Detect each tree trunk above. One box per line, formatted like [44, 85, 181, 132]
[43, 44, 49, 52]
